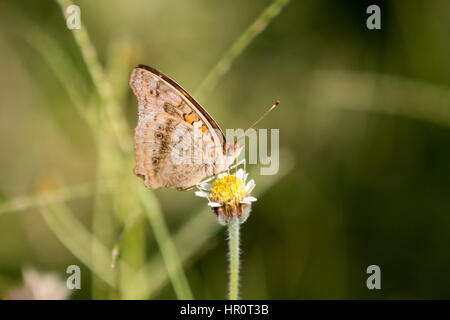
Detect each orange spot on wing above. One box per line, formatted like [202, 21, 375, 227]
[184, 112, 199, 124]
[201, 125, 207, 133]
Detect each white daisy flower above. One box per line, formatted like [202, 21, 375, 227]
[195, 168, 257, 225]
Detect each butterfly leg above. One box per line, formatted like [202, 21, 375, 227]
[195, 176, 217, 189]
[228, 158, 246, 172]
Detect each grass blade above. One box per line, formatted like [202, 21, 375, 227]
[309, 70, 450, 128]
[140, 187, 194, 299]
[56, 0, 131, 153]
[40, 201, 117, 288]
[195, 0, 291, 101]
[0, 180, 114, 216]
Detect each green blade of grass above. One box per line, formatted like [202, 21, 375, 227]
[139, 187, 194, 300]
[24, 29, 96, 129]
[40, 201, 117, 288]
[91, 128, 121, 299]
[56, 0, 132, 153]
[39, 200, 149, 296]
[0, 180, 114, 216]
[195, 0, 291, 101]
[106, 38, 135, 106]
[112, 165, 148, 299]
[308, 70, 450, 128]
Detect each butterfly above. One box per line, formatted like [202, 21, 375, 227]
[129, 65, 242, 191]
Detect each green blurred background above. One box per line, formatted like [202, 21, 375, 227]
[1, 0, 450, 299]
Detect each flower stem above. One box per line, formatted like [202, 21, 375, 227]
[228, 220, 241, 300]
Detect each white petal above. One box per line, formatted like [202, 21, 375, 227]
[208, 202, 222, 207]
[236, 169, 244, 180]
[241, 196, 257, 204]
[245, 179, 256, 193]
[195, 191, 210, 198]
[197, 182, 212, 191]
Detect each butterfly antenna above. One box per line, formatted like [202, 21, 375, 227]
[237, 100, 280, 142]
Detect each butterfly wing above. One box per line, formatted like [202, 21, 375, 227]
[132, 65, 226, 142]
[129, 65, 227, 190]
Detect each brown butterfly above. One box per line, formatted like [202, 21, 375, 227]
[129, 65, 241, 190]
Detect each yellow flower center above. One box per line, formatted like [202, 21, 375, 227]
[211, 175, 245, 204]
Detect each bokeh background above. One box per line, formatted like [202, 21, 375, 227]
[1, 0, 450, 299]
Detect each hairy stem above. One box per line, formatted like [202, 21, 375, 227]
[228, 220, 241, 300]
